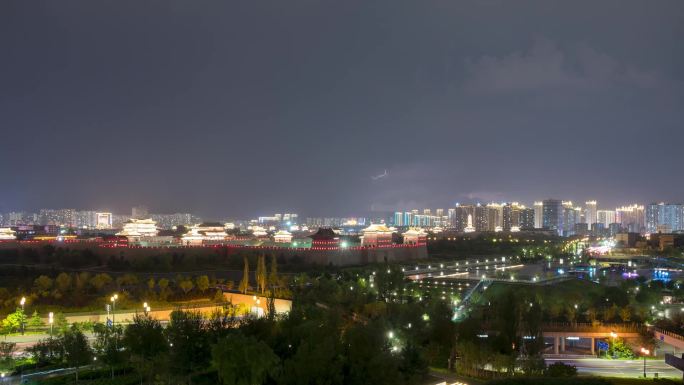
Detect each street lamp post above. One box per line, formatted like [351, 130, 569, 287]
[19, 297, 26, 335]
[609, 331, 617, 357]
[641, 348, 650, 377]
[110, 294, 118, 326]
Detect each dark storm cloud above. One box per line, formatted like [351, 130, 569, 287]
[0, 0, 682, 217]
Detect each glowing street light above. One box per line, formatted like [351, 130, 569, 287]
[640, 347, 650, 377]
[110, 294, 118, 325]
[19, 297, 26, 335]
[48, 312, 54, 336]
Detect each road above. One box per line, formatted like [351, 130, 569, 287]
[3, 332, 95, 353]
[546, 357, 682, 379]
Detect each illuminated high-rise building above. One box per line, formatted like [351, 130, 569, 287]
[393, 212, 404, 226]
[96, 212, 113, 229]
[474, 204, 489, 232]
[615, 205, 645, 233]
[646, 203, 684, 233]
[487, 203, 503, 230]
[447, 208, 456, 228]
[585, 201, 597, 226]
[562, 202, 581, 236]
[519, 207, 535, 229]
[597, 210, 616, 227]
[534, 202, 543, 229]
[542, 199, 563, 236]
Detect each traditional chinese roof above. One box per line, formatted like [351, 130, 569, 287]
[308, 227, 338, 241]
[362, 223, 392, 233]
[199, 222, 223, 228]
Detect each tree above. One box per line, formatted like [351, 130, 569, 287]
[28, 310, 44, 330]
[212, 333, 279, 385]
[546, 362, 577, 377]
[54, 312, 69, 334]
[268, 254, 278, 289]
[33, 275, 54, 297]
[179, 278, 194, 295]
[123, 314, 169, 384]
[147, 277, 156, 291]
[196, 275, 210, 293]
[93, 323, 126, 379]
[55, 272, 73, 294]
[256, 254, 267, 294]
[239, 257, 250, 294]
[158, 278, 171, 300]
[1, 308, 25, 334]
[89, 273, 113, 292]
[0, 342, 16, 373]
[166, 310, 210, 381]
[62, 325, 93, 381]
[619, 306, 632, 322]
[27, 337, 63, 366]
[281, 335, 344, 385]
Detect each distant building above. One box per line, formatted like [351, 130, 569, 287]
[361, 224, 393, 247]
[562, 202, 581, 236]
[542, 199, 563, 236]
[585, 201, 597, 227]
[519, 207, 535, 230]
[574, 223, 589, 236]
[96, 212, 113, 229]
[393, 212, 403, 227]
[0, 227, 16, 240]
[116, 218, 159, 241]
[402, 228, 427, 245]
[591, 223, 605, 237]
[273, 230, 293, 243]
[616, 205, 645, 233]
[39, 208, 75, 227]
[646, 203, 684, 233]
[309, 228, 339, 248]
[534, 202, 543, 229]
[597, 210, 616, 228]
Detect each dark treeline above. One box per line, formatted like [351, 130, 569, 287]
[4, 267, 458, 385]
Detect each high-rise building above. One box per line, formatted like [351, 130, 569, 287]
[447, 208, 456, 229]
[562, 201, 581, 236]
[39, 209, 75, 227]
[542, 199, 563, 236]
[73, 211, 97, 229]
[96, 212, 113, 229]
[393, 212, 404, 227]
[519, 207, 535, 229]
[403, 211, 414, 226]
[474, 204, 489, 232]
[646, 203, 684, 233]
[487, 203, 504, 230]
[585, 201, 597, 226]
[534, 202, 543, 229]
[615, 205, 645, 233]
[452, 204, 472, 232]
[597, 210, 616, 228]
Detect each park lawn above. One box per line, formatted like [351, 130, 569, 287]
[482, 279, 603, 303]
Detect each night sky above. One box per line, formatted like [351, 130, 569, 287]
[1, 1, 683, 218]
